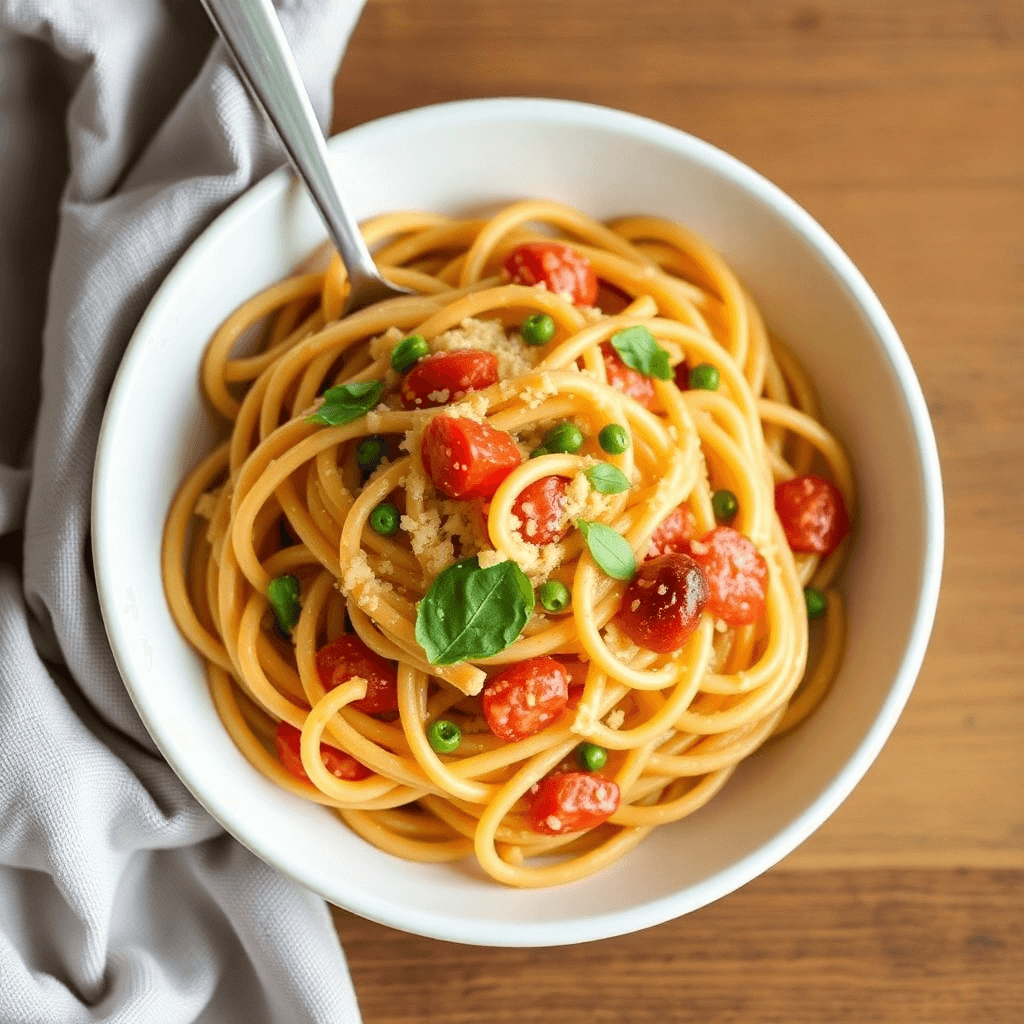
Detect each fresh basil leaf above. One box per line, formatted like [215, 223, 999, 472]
[576, 520, 636, 580]
[267, 574, 301, 635]
[610, 325, 672, 381]
[307, 379, 385, 426]
[584, 463, 631, 494]
[415, 556, 534, 665]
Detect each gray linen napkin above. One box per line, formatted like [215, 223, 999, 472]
[0, 1, 368, 1019]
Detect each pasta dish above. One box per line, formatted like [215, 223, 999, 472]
[162, 200, 853, 887]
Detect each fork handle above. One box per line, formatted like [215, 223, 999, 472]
[200, 0, 384, 294]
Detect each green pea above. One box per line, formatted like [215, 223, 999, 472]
[369, 502, 400, 536]
[598, 423, 630, 454]
[521, 313, 556, 346]
[544, 421, 584, 454]
[427, 719, 462, 754]
[537, 580, 571, 614]
[711, 488, 739, 521]
[805, 587, 827, 620]
[576, 742, 608, 772]
[530, 446, 549, 459]
[688, 363, 720, 391]
[356, 436, 387, 474]
[390, 333, 429, 373]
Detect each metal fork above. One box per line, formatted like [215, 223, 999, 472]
[200, 0, 411, 314]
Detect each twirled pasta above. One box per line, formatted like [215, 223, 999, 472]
[162, 200, 853, 888]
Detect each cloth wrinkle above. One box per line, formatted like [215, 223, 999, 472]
[0, 1, 368, 1021]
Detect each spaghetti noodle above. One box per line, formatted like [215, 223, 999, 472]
[162, 200, 854, 887]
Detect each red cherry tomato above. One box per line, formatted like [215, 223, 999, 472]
[689, 526, 768, 626]
[275, 721, 372, 783]
[647, 504, 697, 558]
[673, 359, 690, 390]
[594, 279, 632, 315]
[601, 342, 656, 409]
[528, 771, 620, 835]
[774, 475, 850, 556]
[481, 656, 569, 742]
[315, 634, 399, 716]
[617, 552, 709, 653]
[421, 416, 522, 500]
[553, 656, 589, 707]
[512, 475, 569, 545]
[503, 242, 599, 307]
[400, 349, 499, 409]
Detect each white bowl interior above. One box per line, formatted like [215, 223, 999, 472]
[93, 99, 943, 946]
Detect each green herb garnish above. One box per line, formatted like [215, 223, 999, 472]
[267, 574, 301, 636]
[415, 556, 534, 665]
[576, 520, 636, 580]
[390, 334, 430, 373]
[307, 380, 385, 426]
[610, 325, 671, 381]
[584, 463, 631, 494]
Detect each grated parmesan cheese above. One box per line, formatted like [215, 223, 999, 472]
[604, 709, 625, 730]
[518, 372, 558, 410]
[431, 317, 540, 380]
[477, 549, 509, 569]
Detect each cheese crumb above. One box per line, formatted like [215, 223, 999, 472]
[604, 709, 625, 730]
[518, 372, 558, 410]
[432, 317, 541, 380]
[477, 549, 509, 569]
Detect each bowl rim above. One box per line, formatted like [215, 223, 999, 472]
[92, 96, 944, 946]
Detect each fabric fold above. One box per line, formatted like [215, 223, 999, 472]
[0, 1, 367, 1020]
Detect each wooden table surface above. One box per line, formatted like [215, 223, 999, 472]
[328, 3, 1024, 1020]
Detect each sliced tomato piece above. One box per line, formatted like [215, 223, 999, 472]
[528, 771, 620, 835]
[481, 656, 569, 742]
[512, 475, 569, 545]
[617, 552, 709, 653]
[601, 342, 656, 409]
[594, 279, 632, 315]
[647, 504, 697, 558]
[315, 634, 398, 716]
[400, 349, 499, 409]
[774, 475, 850, 556]
[275, 721, 372, 783]
[553, 656, 589, 708]
[421, 416, 522, 500]
[689, 526, 768, 627]
[503, 242, 598, 306]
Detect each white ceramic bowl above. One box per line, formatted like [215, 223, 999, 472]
[93, 98, 943, 946]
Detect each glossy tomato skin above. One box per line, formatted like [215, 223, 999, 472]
[481, 656, 569, 742]
[421, 416, 522, 500]
[528, 771, 620, 835]
[512, 475, 569, 545]
[593, 279, 632, 315]
[503, 242, 599, 307]
[275, 721, 372, 783]
[601, 342, 656, 409]
[553, 656, 589, 707]
[647, 504, 697, 558]
[617, 552, 709, 653]
[400, 350, 499, 409]
[774, 475, 850, 556]
[315, 634, 399, 716]
[689, 526, 768, 627]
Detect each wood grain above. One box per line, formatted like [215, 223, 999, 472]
[330, 1, 1024, 1019]
[334, 869, 1023, 1024]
